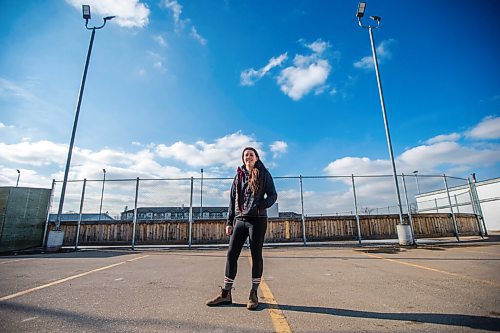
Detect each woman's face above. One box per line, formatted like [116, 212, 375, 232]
[243, 149, 258, 169]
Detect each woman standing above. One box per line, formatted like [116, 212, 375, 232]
[206, 147, 277, 310]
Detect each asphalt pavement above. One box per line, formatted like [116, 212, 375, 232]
[1, 234, 499, 332]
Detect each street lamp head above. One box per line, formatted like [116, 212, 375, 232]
[356, 2, 366, 18]
[103, 168, 106, 173]
[17, 169, 20, 174]
[82, 5, 91, 20]
[370, 15, 381, 23]
[104, 16, 116, 21]
[413, 170, 418, 175]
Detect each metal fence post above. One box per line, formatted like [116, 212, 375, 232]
[401, 173, 416, 244]
[443, 174, 459, 241]
[299, 175, 307, 246]
[470, 178, 487, 236]
[189, 176, 193, 248]
[42, 179, 56, 248]
[132, 177, 139, 250]
[467, 178, 484, 237]
[351, 174, 362, 244]
[75, 178, 87, 250]
[454, 194, 460, 213]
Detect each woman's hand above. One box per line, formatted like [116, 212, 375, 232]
[226, 226, 233, 236]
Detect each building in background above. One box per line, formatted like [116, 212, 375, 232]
[415, 177, 500, 231]
[120, 202, 280, 221]
[48, 213, 114, 223]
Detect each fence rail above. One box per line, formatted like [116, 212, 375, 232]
[45, 173, 487, 248]
[48, 213, 481, 248]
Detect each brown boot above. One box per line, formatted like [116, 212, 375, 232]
[247, 289, 258, 310]
[206, 288, 232, 306]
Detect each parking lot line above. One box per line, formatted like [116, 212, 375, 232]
[0, 254, 150, 302]
[248, 257, 292, 333]
[0, 259, 31, 265]
[260, 279, 293, 333]
[360, 251, 500, 288]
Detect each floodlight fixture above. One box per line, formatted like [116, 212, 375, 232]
[356, 2, 366, 18]
[82, 5, 91, 20]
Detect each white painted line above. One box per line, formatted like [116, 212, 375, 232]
[0, 255, 150, 302]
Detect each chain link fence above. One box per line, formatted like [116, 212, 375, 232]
[46, 173, 486, 247]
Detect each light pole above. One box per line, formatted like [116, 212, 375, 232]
[16, 169, 20, 187]
[99, 168, 106, 220]
[356, 2, 413, 245]
[200, 168, 203, 219]
[55, 6, 114, 230]
[413, 170, 421, 194]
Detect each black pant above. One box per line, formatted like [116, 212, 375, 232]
[225, 217, 267, 280]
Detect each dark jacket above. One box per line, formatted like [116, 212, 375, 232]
[227, 160, 277, 226]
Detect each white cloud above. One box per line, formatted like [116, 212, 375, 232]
[147, 51, 166, 71]
[156, 132, 263, 168]
[0, 140, 68, 166]
[354, 39, 396, 70]
[0, 77, 36, 101]
[154, 35, 167, 47]
[324, 139, 500, 180]
[277, 58, 331, 101]
[353, 55, 373, 70]
[240, 38, 333, 100]
[322, 123, 500, 212]
[276, 39, 332, 101]
[161, 0, 207, 45]
[190, 26, 207, 46]
[480, 95, 500, 103]
[0, 166, 53, 189]
[399, 141, 500, 170]
[240, 53, 288, 86]
[270, 141, 288, 158]
[65, 0, 150, 28]
[305, 39, 329, 54]
[376, 39, 395, 58]
[161, 0, 184, 30]
[0, 122, 15, 130]
[324, 157, 392, 178]
[425, 133, 461, 144]
[466, 116, 500, 140]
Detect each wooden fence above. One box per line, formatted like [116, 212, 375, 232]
[48, 213, 482, 246]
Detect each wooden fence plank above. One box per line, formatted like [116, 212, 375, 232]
[48, 213, 480, 246]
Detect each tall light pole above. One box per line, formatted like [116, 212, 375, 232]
[200, 168, 203, 219]
[55, 6, 114, 230]
[413, 170, 421, 194]
[356, 2, 413, 245]
[16, 169, 20, 187]
[99, 168, 106, 220]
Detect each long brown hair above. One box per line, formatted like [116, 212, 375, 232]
[242, 147, 260, 193]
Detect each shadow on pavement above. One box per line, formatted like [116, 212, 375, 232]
[0, 302, 257, 333]
[261, 303, 500, 331]
[0, 249, 138, 259]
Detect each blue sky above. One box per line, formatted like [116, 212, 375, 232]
[0, 0, 499, 214]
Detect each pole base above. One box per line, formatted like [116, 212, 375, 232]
[397, 224, 415, 246]
[46, 230, 65, 252]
